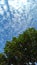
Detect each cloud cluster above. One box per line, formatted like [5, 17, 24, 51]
[0, 0, 37, 52]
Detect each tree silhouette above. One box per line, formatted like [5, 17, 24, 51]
[4, 28, 37, 65]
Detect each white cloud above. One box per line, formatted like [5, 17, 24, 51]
[0, 6, 4, 14]
[8, 0, 27, 9]
[0, 0, 5, 4]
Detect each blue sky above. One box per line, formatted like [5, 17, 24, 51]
[0, 0, 37, 52]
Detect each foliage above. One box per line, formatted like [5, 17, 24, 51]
[0, 28, 37, 65]
[0, 53, 7, 65]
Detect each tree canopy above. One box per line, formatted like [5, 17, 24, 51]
[0, 28, 37, 65]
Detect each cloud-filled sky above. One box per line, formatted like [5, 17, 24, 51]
[0, 0, 37, 52]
